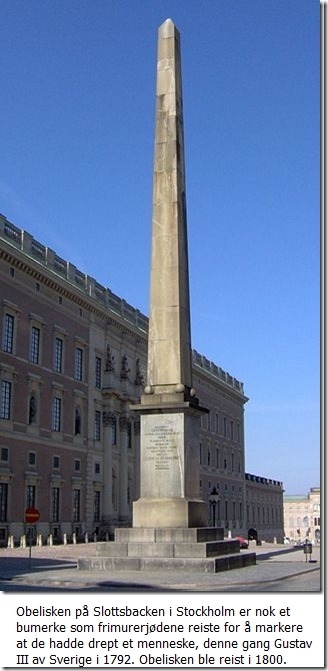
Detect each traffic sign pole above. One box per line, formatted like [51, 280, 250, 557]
[24, 508, 40, 570]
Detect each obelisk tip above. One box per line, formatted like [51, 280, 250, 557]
[159, 18, 179, 38]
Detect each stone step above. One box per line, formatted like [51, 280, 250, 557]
[78, 552, 256, 573]
[115, 527, 224, 543]
[95, 539, 240, 558]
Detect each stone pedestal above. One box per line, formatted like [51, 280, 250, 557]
[132, 410, 207, 528]
[78, 526, 256, 573]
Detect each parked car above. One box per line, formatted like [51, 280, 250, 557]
[234, 536, 249, 549]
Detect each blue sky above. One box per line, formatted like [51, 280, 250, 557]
[0, 0, 320, 495]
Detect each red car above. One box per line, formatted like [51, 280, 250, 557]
[234, 536, 249, 549]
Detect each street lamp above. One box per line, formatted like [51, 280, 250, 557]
[209, 486, 219, 527]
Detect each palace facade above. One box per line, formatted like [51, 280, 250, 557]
[0, 214, 284, 544]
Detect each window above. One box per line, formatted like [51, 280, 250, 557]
[53, 455, 60, 469]
[74, 459, 81, 472]
[0, 483, 8, 522]
[199, 445, 203, 465]
[54, 337, 63, 373]
[29, 396, 37, 424]
[3, 314, 14, 353]
[94, 491, 100, 522]
[215, 413, 219, 435]
[230, 420, 234, 440]
[94, 410, 101, 441]
[95, 357, 102, 389]
[75, 347, 83, 381]
[74, 407, 81, 435]
[111, 418, 117, 445]
[207, 450, 211, 466]
[26, 485, 36, 508]
[0, 447, 8, 462]
[0, 381, 11, 420]
[52, 397, 62, 432]
[95, 462, 100, 475]
[231, 453, 234, 471]
[30, 326, 40, 364]
[73, 489, 81, 522]
[127, 422, 132, 449]
[223, 416, 227, 437]
[28, 452, 36, 466]
[52, 487, 60, 522]
[216, 448, 219, 468]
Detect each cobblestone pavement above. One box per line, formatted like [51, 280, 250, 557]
[0, 543, 321, 592]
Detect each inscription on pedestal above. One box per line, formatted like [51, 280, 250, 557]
[140, 414, 184, 498]
[144, 424, 179, 471]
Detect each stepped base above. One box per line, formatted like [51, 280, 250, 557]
[77, 527, 256, 573]
[78, 553, 256, 573]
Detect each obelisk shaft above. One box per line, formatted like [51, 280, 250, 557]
[131, 19, 207, 528]
[147, 18, 192, 395]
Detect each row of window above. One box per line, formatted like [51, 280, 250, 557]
[201, 412, 241, 442]
[0, 382, 134, 448]
[0, 483, 86, 524]
[288, 516, 321, 527]
[246, 505, 282, 525]
[0, 447, 83, 473]
[3, 313, 86, 381]
[200, 444, 241, 472]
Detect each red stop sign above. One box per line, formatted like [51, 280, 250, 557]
[25, 507, 40, 524]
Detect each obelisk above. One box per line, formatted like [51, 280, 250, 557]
[132, 18, 207, 528]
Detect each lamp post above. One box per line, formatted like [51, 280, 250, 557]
[209, 487, 219, 527]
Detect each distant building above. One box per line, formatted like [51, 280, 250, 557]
[0, 214, 284, 544]
[283, 487, 320, 542]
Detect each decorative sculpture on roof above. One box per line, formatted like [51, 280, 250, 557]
[135, 358, 144, 386]
[105, 344, 115, 373]
[120, 355, 130, 380]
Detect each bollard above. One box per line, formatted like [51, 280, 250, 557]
[20, 534, 26, 548]
[7, 534, 14, 549]
[72, 532, 77, 545]
[105, 532, 109, 542]
[63, 533, 67, 545]
[273, 536, 277, 544]
[47, 534, 53, 546]
[84, 532, 88, 543]
[37, 534, 43, 546]
[93, 532, 97, 543]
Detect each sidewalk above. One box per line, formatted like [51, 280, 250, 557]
[0, 542, 321, 592]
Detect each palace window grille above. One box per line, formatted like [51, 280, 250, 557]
[52, 488, 60, 522]
[94, 491, 100, 522]
[52, 397, 61, 432]
[30, 326, 40, 364]
[3, 314, 14, 353]
[54, 337, 63, 373]
[26, 485, 36, 508]
[75, 347, 83, 381]
[94, 411, 101, 441]
[73, 489, 81, 522]
[95, 357, 102, 389]
[0, 381, 11, 420]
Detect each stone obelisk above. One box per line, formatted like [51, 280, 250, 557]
[132, 18, 207, 528]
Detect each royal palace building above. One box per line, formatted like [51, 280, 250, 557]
[0, 214, 284, 544]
